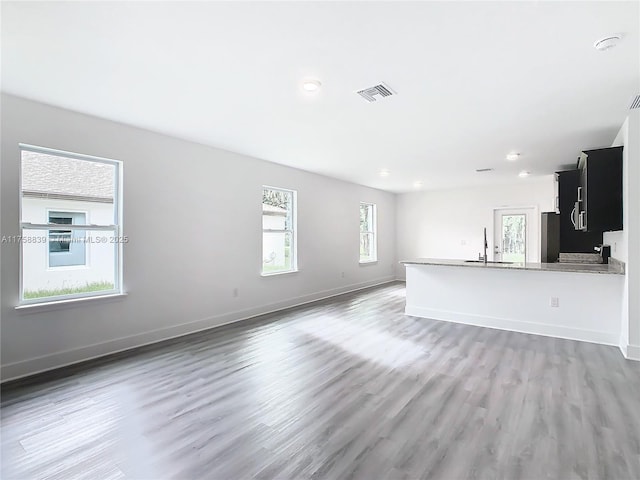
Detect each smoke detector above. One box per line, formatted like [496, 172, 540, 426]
[357, 83, 395, 103]
[594, 35, 622, 51]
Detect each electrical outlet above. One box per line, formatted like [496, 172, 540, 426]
[461, 239, 467, 246]
[550, 297, 559, 308]
[233, 287, 239, 298]
[341, 271, 345, 278]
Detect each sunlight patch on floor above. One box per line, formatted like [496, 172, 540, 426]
[294, 315, 427, 369]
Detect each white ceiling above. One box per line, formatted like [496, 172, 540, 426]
[2, 1, 639, 193]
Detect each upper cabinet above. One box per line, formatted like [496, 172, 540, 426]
[555, 169, 603, 252]
[576, 146, 623, 232]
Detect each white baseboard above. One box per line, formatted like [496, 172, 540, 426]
[405, 306, 619, 347]
[2, 276, 396, 382]
[621, 343, 640, 361]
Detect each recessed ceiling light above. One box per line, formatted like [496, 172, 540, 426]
[379, 169, 390, 177]
[506, 152, 520, 161]
[302, 79, 322, 92]
[518, 170, 530, 178]
[594, 35, 622, 51]
[413, 180, 424, 188]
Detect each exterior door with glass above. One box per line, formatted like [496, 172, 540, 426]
[493, 208, 535, 263]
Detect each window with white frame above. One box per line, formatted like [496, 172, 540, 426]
[262, 186, 296, 275]
[19, 144, 123, 303]
[360, 202, 377, 263]
[48, 211, 87, 267]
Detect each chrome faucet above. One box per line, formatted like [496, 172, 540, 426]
[479, 227, 488, 263]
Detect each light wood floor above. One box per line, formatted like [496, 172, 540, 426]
[2, 282, 639, 479]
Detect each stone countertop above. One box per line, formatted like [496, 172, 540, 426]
[400, 258, 625, 275]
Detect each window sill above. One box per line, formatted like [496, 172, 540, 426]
[15, 292, 128, 314]
[359, 260, 378, 265]
[261, 269, 299, 277]
[46, 265, 89, 272]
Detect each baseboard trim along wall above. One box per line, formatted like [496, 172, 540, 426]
[405, 306, 620, 347]
[1, 276, 396, 382]
[623, 344, 640, 361]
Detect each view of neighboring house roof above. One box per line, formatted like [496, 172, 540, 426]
[22, 151, 114, 202]
[262, 204, 287, 216]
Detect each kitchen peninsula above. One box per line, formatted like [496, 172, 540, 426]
[401, 258, 624, 346]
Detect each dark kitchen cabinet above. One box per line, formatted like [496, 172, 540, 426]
[541, 212, 560, 262]
[555, 170, 603, 252]
[577, 146, 623, 232]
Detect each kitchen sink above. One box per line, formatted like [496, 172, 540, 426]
[464, 260, 514, 264]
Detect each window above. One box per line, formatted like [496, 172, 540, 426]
[19, 144, 123, 304]
[48, 211, 87, 267]
[360, 202, 377, 263]
[262, 186, 296, 275]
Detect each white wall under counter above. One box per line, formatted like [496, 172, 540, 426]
[404, 263, 624, 346]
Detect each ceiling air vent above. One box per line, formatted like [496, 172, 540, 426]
[356, 83, 395, 103]
[476, 168, 494, 173]
[630, 95, 640, 110]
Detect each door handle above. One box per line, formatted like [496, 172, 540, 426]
[579, 211, 586, 230]
[570, 206, 577, 228]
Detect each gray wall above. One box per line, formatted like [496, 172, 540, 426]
[0, 94, 397, 380]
